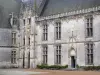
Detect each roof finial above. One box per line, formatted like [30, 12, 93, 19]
[34, 0, 37, 14]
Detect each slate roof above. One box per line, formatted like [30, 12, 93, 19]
[0, 0, 20, 28]
[40, 0, 100, 16]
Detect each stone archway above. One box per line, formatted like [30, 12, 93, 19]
[70, 47, 76, 68]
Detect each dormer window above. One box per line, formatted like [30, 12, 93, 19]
[12, 32, 16, 45]
[13, 17, 17, 25]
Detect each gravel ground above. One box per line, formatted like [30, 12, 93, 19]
[0, 69, 47, 75]
[26, 69, 100, 75]
[0, 69, 100, 75]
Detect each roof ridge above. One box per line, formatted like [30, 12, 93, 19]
[36, 6, 100, 21]
[40, 0, 100, 16]
[38, 0, 49, 16]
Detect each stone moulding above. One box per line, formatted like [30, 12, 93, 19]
[36, 6, 100, 21]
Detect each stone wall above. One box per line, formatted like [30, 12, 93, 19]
[0, 29, 12, 68]
[36, 13, 100, 67]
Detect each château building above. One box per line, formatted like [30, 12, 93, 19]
[1, 0, 100, 69]
[18, 0, 100, 68]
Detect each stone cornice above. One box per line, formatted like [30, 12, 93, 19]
[36, 6, 100, 22]
[0, 46, 18, 48]
[36, 40, 100, 46]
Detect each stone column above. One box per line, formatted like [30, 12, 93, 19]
[30, 17, 37, 69]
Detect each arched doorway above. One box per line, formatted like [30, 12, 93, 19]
[70, 49, 76, 68]
[71, 56, 76, 68]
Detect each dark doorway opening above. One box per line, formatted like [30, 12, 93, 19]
[71, 56, 76, 68]
[28, 52, 30, 68]
[23, 52, 25, 68]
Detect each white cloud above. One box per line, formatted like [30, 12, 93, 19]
[22, 0, 29, 2]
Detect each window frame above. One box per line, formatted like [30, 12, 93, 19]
[12, 32, 16, 45]
[42, 23, 48, 41]
[42, 45, 48, 65]
[23, 19, 25, 26]
[28, 18, 31, 25]
[55, 21, 61, 40]
[28, 37, 30, 46]
[55, 44, 62, 65]
[86, 42, 94, 65]
[23, 37, 25, 46]
[85, 15, 93, 38]
[11, 50, 16, 64]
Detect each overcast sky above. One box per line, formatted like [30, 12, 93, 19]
[22, 0, 28, 2]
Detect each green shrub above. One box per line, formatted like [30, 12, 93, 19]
[37, 65, 100, 71]
[37, 65, 68, 70]
[76, 64, 80, 68]
[83, 66, 100, 71]
[37, 64, 47, 69]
